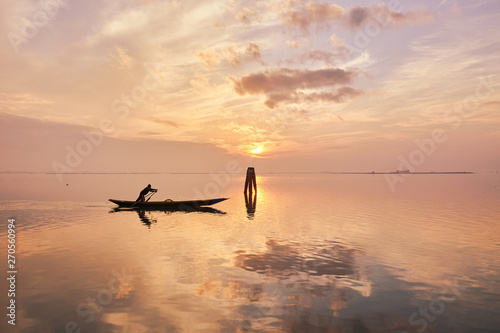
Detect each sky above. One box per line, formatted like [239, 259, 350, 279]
[1, 0, 499, 174]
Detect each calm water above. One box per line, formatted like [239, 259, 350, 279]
[1, 173, 499, 333]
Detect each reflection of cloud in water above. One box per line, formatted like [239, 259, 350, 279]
[196, 279, 263, 302]
[234, 239, 358, 278]
[229, 239, 374, 330]
[192, 238, 469, 332]
[192, 238, 420, 332]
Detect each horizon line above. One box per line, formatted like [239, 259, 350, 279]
[0, 171, 488, 175]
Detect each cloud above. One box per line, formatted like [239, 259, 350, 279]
[230, 67, 362, 108]
[277, 1, 433, 33]
[109, 45, 135, 71]
[172, 0, 182, 9]
[283, 1, 345, 32]
[232, 67, 357, 95]
[236, 6, 259, 25]
[245, 43, 262, 62]
[329, 33, 344, 49]
[100, 7, 151, 38]
[298, 49, 348, 66]
[190, 72, 216, 95]
[0, 93, 52, 112]
[196, 48, 222, 67]
[265, 87, 362, 109]
[345, 3, 434, 30]
[148, 117, 181, 128]
[449, 3, 462, 17]
[286, 40, 302, 48]
[305, 87, 363, 102]
[137, 130, 162, 136]
[224, 43, 262, 66]
[198, 43, 263, 67]
[219, 122, 267, 135]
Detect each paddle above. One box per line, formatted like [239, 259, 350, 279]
[145, 191, 156, 202]
[131, 190, 157, 208]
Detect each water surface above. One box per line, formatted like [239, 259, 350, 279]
[0, 173, 499, 332]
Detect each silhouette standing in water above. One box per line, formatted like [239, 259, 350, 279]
[135, 184, 157, 203]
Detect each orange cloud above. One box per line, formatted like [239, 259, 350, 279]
[286, 40, 302, 48]
[283, 1, 345, 32]
[199, 43, 263, 67]
[329, 33, 344, 49]
[230, 67, 362, 108]
[232, 68, 357, 95]
[236, 6, 259, 25]
[196, 48, 221, 67]
[264, 87, 362, 109]
[224, 42, 263, 66]
[148, 117, 181, 128]
[109, 45, 135, 71]
[279, 1, 433, 33]
[0, 93, 52, 112]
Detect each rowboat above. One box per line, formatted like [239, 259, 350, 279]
[109, 198, 229, 209]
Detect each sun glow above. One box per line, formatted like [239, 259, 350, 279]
[251, 147, 263, 155]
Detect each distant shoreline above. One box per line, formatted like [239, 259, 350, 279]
[0, 171, 479, 175]
[329, 171, 475, 175]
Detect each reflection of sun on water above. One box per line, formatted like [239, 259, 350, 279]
[255, 176, 265, 200]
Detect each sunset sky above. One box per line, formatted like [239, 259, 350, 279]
[1, 0, 499, 174]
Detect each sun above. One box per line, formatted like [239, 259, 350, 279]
[251, 147, 263, 155]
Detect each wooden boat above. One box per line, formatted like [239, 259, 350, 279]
[109, 198, 229, 209]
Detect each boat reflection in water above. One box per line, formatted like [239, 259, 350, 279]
[110, 205, 226, 228]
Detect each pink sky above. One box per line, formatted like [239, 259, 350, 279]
[1, 0, 499, 174]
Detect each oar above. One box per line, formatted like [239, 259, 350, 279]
[131, 191, 155, 208]
[146, 191, 156, 202]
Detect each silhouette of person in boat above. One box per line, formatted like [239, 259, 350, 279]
[135, 184, 157, 203]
